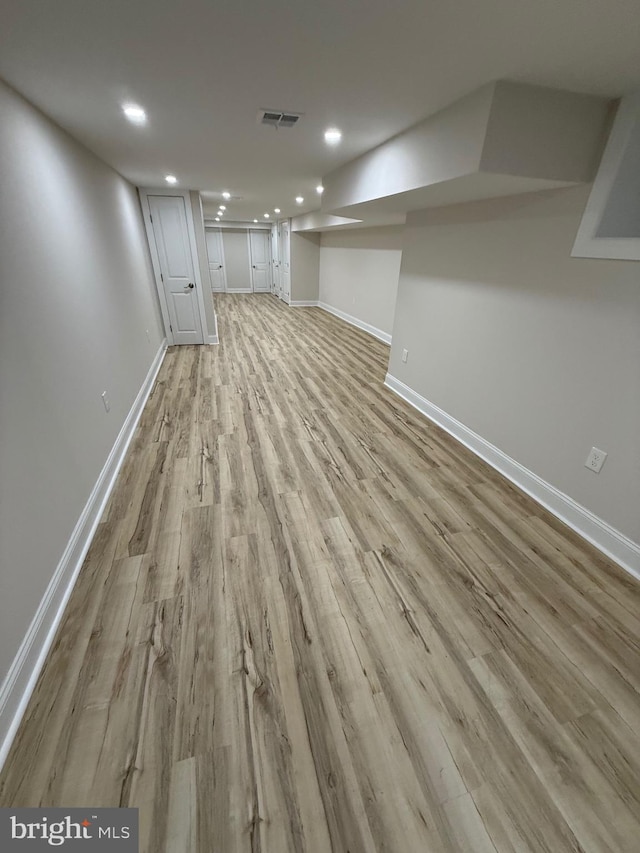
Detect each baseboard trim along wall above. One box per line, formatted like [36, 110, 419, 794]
[288, 299, 394, 348]
[0, 339, 168, 772]
[385, 373, 640, 582]
[312, 301, 392, 345]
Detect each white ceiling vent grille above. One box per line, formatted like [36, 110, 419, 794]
[258, 109, 303, 129]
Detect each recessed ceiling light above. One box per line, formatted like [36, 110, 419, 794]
[219, 205, 226, 211]
[324, 128, 342, 145]
[316, 185, 324, 194]
[295, 196, 304, 204]
[215, 217, 220, 222]
[253, 219, 258, 223]
[222, 191, 231, 200]
[165, 175, 178, 184]
[122, 104, 146, 124]
[264, 213, 270, 219]
[274, 208, 281, 214]
[217, 210, 224, 216]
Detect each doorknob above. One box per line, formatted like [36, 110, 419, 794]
[187, 283, 194, 289]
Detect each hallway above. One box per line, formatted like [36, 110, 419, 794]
[1, 293, 639, 851]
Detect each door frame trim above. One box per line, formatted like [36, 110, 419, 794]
[271, 223, 278, 296]
[280, 218, 291, 302]
[139, 188, 210, 346]
[246, 230, 254, 293]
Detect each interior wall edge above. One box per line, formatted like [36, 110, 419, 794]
[385, 372, 640, 581]
[0, 339, 168, 774]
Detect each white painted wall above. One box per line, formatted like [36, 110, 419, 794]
[290, 231, 320, 302]
[389, 185, 640, 545]
[319, 227, 403, 337]
[322, 84, 493, 212]
[0, 80, 164, 688]
[479, 81, 612, 183]
[222, 229, 252, 291]
[291, 211, 362, 231]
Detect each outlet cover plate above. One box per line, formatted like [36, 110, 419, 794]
[585, 446, 607, 473]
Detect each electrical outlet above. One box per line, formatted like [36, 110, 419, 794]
[585, 446, 607, 473]
[101, 391, 111, 413]
[402, 348, 409, 363]
[146, 329, 151, 343]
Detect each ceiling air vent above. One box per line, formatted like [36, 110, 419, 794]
[258, 109, 304, 129]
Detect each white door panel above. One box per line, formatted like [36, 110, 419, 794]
[281, 221, 291, 302]
[250, 230, 271, 292]
[149, 195, 203, 345]
[174, 292, 199, 331]
[271, 224, 280, 295]
[205, 228, 226, 292]
[156, 203, 191, 277]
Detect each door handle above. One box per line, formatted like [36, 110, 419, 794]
[187, 283, 194, 289]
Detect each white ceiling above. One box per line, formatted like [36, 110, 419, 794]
[1, 0, 639, 222]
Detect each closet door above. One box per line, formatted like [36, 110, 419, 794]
[271, 223, 280, 295]
[280, 220, 291, 303]
[148, 195, 203, 344]
[205, 228, 226, 292]
[249, 229, 271, 292]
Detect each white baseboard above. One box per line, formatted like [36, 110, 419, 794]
[226, 288, 253, 294]
[289, 300, 319, 307]
[207, 293, 219, 342]
[384, 373, 640, 581]
[207, 312, 219, 345]
[318, 301, 392, 345]
[0, 340, 168, 772]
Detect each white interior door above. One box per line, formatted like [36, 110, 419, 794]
[205, 228, 226, 292]
[149, 195, 203, 345]
[249, 230, 271, 292]
[281, 220, 291, 303]
[271, 224, 280, 295]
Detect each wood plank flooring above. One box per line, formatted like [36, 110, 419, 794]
[2, 292, 640, 852]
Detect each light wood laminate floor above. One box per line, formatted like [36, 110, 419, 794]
[2, 293, 640, 852]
